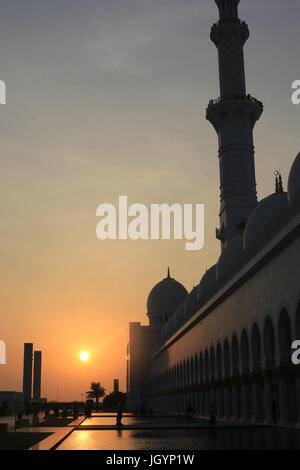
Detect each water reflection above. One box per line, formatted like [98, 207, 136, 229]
[57, 428, 300, 450]
[80, 415, 198, 427]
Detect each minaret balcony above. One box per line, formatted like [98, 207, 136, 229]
[211, 19, 249, 46]
[206, 94, 263, 127]
[212, 18, 246, 28]
[207, 94, 263, 111]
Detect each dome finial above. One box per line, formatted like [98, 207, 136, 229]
[275, 171, 284, 193]
[167, 267, 170, 278]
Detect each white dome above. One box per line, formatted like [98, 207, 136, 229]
[197, 264, 217, 304]
[147, 275, 188, 316]
[216, 236, 244, 282]
[244, 192, 290, 251]
[288, 152, 300, 208]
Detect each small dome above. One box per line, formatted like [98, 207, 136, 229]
[244, 192, 290, 251]
[184, 286, 199, 318]
[216, 236, 244, 282]
[147, 271, 188, 316]
[288, 152, 300, 208]
[197, 264, 217, 304]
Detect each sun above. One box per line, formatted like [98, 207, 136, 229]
[80, 351, 89, 361]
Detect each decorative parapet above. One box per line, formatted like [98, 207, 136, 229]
[211, 18, 247, 29]
[206, 94, 263, 115]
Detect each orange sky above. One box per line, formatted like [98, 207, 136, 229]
[0, 0, 299, 401]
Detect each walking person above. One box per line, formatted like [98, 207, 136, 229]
[116, 405, 123, 426]
[210, 403, 216, 426]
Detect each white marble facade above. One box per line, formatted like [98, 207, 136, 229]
[127, 0, 300, 426]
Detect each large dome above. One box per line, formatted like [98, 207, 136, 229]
[216, 236, 244, 283]
[197, 264, 217, 304]
[147, 271, 188, 315]
[174, 300, 186, 323]
[244, 192, 290, 251]
[288, 152, 300, 209]
[184, 286, 200, 318]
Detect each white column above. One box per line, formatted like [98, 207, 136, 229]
[217, 388, 224, 418]
[251, 382, 261, 423]
[199, 390, 204, 416]
[210, 388, 216, 409]
[278, 379, 289, 425]
[193, 392, 197, 413]
[241, 382, 251, 422]
[196, 391, 199, 414]
[263, 376, 273, 424]
[231, 386, 240, 420]
[205, 389, 210, 416]
[224, 387, 231, 419]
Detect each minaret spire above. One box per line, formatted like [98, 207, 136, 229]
[207, 0, 263, 250]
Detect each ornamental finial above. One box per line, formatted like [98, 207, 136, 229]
[275, 171, 284, 193]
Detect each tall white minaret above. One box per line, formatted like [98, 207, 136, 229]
[206, 0, 263, 250]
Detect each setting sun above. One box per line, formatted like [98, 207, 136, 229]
[80, 351, 89, 362]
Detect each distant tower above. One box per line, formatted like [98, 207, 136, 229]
[33, 351, 42, 401]
[23, 343, 33, 401]
[206, 0, 263, 249]
[114, 379, 119, 393]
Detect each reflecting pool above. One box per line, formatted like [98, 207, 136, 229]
[57, 427, 300, 450]
[80, 415, 195, 427]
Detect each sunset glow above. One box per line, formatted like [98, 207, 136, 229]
[80, 351, 89, 362]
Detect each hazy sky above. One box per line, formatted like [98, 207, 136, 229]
[0, 0, 299, 401]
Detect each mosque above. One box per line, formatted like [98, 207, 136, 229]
[127, 0, 300, 426]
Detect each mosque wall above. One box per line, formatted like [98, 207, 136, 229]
[148, 217, 300, 425]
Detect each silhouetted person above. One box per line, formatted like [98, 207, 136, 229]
[272, 399, 278, 425]
[116, 406, 123, 426]
[186, 404, 192, 417]
[149, 407, 153, 418]
[44, 407, 49, 419]
[210, 404, 216, 426]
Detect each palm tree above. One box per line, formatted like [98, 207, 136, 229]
[86, 382, 106, 408]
